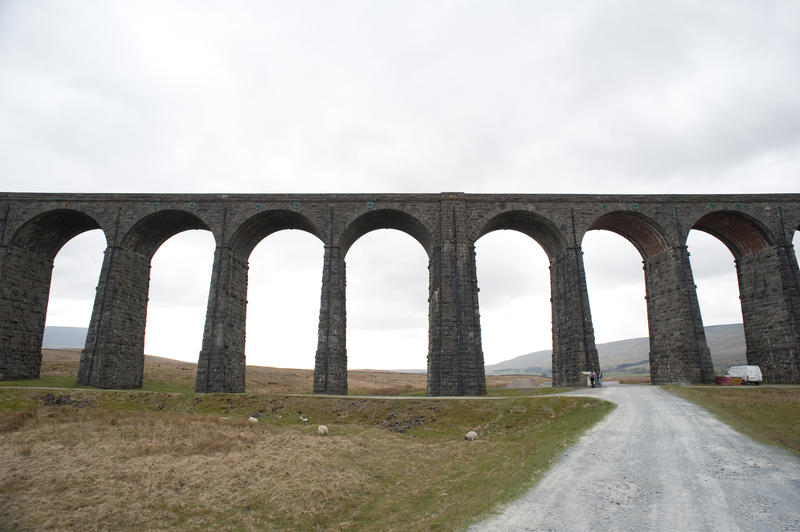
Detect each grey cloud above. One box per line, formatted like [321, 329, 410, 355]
[4, 2, 799, 367]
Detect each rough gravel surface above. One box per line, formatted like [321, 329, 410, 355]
[470, 383, 800, 532]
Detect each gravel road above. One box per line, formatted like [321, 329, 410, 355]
[470, 383, 800, 532]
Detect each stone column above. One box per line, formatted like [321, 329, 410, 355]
[195, 245, 248, 393]
[643, 246, 714, 384]
[736, 244, 800, 383]
[427, 201, 485, 396]
[0, 246, 54, 380]
[550, 247, 600, 386]
[77, 247, 151, 388]
[314, 245, 347, 394]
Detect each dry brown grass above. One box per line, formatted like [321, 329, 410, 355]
[0, 407, 383, 530]
[0, 407, 35, 433]
[0, 392, 611, 531]
[487, 374, 549, 387]
[39, 350, 550, 394]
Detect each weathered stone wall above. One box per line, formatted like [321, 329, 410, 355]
[550, 249, 600, 386]
[737, 245, 800, 383]
[644, 248, 714, 384]
[77, 247, 151, 388]
[427, 197, 486, 396]
[0, 247, 53, 379]
[313, 245, 347, 394]
[195, 247, 249, 393]
[1, 192, 798, 393]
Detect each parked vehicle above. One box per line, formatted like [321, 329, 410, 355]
[726, 365, 763, 385]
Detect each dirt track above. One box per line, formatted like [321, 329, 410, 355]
[470, 384, 800, 532]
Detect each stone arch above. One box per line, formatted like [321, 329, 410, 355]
[77, 210, 215, 389]
[475, 210, 594, 386]
[691, 211, 797, 383]
[119, 209, 213, 261]
[230, 209, 324, 261]
[588, 211, 669, 259]
[7, 208, 104, 259]
[339, 209, 433, 258]
[475, 210, 565, 259]
[196, 209, 325, 393]
[1, 209, 106, 380]
[589, 210, 712, 384]
[691, 210, 774, 259]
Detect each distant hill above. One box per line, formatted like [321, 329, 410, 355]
[43, 326, 88, 349]
[43, 323, 746, 376]
[485, 323, 746, 376]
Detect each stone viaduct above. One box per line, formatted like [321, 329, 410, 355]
[1, 192, 799, 394]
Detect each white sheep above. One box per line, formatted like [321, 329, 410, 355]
[248, 416, 259, 423]
[317, 425, 328, 436]
[464, 430, 478, 441]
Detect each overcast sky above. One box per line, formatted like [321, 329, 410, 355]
[2, 1, 799, 370]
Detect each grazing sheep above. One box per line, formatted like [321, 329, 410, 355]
[317, 425, 328, 436]
[248, 416, 259, 423]
[464, 430, 478, 441]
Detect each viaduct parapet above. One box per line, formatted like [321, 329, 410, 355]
[1, 192, 799, 394]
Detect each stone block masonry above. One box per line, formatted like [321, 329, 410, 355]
[1, 193, 799, 392]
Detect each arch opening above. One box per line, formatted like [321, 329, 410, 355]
[245, 230, 323, 370]
[44, 229, 106, 347]
[120, 210, 211, 260]
[588, 211, 669, 259]
[476, 210, 565, 259]
[144, 230, 216, 368]
[583, 229, 650, 378]
[231, 210, 323, 262]
[1, 209, 106, 381]
[795, 230, 800, 265]
[346, 229, 428, 372]
[692, 211, 773, 258]
[340, 209, 433, 258]
[686, 229, 745, 374]
[475, 229, 552, 376]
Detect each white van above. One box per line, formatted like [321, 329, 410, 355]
[726, 365, 763, 385]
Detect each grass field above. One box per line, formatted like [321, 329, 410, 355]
[0, 351, 613, 530]
[664, 385, 800, 455]
[3, 349, 548, 396]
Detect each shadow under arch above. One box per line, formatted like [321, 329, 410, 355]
[230, 209, 324, 261]
[475, 210, 565, 259]
[588, 211, 669, 258]
[339, 209, 433, 258]
[1, 209, 106, 380]
[692, 210, 774, 258]
[120, 209, 213, 260]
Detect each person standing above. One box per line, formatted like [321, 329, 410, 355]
[590, 371, 596, 388]
[598, 370, 603, 388]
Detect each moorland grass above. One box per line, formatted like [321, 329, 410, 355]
[664, 385, 800, 454]
[0, 387, 613, 531]
[5, 350, 553, 397]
